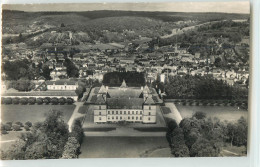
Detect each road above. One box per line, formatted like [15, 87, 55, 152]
[67, 102, 85, 132]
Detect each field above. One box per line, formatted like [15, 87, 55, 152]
[79, 136, 171, 158]
[175, 104, 248, 122]
[1, 104, 76, 124]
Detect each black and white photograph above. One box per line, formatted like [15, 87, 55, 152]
[0, 1, 251, 160]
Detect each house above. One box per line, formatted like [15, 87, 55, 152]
[45, 80, 78, 91]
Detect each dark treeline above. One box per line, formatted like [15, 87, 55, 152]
[152, 75, 248, 100]
[166, 112, 247, 157]
[103, 72, 145, 87]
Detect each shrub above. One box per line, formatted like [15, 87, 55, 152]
[12, 124, 21, 131]
[20, 98, 28, 105]
[192, 111, 206, 120]
[28, 97, 36, 105]
[3, 124, 12, 131]
[66, 98, 74, 104]
[43, 97, 51, 104]
[1, 129, 8, 135]
[59, 97, 66, 105]
[6, 122, 12, 127]
[51, 97, 59, 105]
[24, 125, 30, 131]
[15, 122, 24, 127]
[36, 98, 43, 105]
[25, 121, 32, 127]
[12, 97, 20, 104]
[3, 98, 12, 104]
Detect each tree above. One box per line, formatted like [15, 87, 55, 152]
[1, 140, 26, 160]
[51, 97, 59, 105]
[25, 121, 32, 127]
[20, 98, 28, 105]
[28, 97, 36, 105]
[36, 98, 43, 105]
[66, 98, 74, 104]
[59, 97, 66, 105]
[43, 97, 51, 104]
[190, 138, 218, 157]
[170, 128, 190, 157]
[4, 98, 12, 104]
[42, 65, 52, 80]
[12, 124, 21, 131]
[24, 125, 30, 131]
[214, 57, 222, 68]
[192, 111, 206, 120]
[62, 137, 80, 159]
[12, 97, 20, 104]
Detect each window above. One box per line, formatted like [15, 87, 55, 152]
[136, 111, 138, 114]
[140, 111, 142, 114]
[120, 111, 122, 114]
[148, 117, 150, 121]
[136, 117, 138, 120]
[116, 116, 118, 120]
[149, 106, 151, 110]
[124, 111, 126, 114]
[99, 106, 101, 110]
[140, 116, 142, 120]
[132, 111, 134, 114]
[108, 111, 110, 114]
[99, 117, 101, 120]
[120, 116, 122, 120]
[149, 112, 151, 116]
[128, 116, 130, 120]
[132, 116, 134, 120]
[99, 112, 101, 115]
[116, 111, 118, 114]
[128, 111, 130, 114]
[112, 116, 114, 120]
[112, 111, 114, 114]
[108, 116, 110, 120]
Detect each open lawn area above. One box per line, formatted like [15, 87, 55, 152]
[79, 136, 171, 158]
[1, 104, 76, 124]
[175, 104, 248, 122]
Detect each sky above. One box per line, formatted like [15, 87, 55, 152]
[2, 1, 250, 14]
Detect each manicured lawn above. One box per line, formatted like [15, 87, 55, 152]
[79, 136, 170, 158]
[1, 104, 76, 124]
[175, 104, 248, 122]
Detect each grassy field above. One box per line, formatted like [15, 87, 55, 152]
[1, 104, 76, 124]
[175, 104, 248, 122]
[79, 136, 170, 158]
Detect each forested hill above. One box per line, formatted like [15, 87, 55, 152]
[3, 9, 249, 23]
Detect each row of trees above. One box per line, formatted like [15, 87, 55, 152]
[166, 112, 247, 157]
[152, 75, 248, 100]
[1, 97, 74, 105]
[1, 121, 32, 134]
[103, 72, 145, 87]
[1, 110, 84, 160]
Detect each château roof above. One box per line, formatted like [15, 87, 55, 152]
[120, 80, 127, 88]
[144, 95, 155, 105]
[95, 95, 106, 104]
[98, 85, 107, 94]
[107, 98, 143, 109]
[107, 88, 142, 98]
[143, 85, 151, 93]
